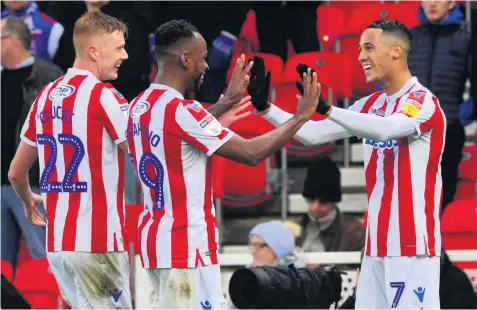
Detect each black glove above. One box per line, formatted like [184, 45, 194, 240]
[295, 63, 331, 115]
[247, 56, 271, 112]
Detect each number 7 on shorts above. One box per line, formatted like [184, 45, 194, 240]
[389, 282, 405, 308]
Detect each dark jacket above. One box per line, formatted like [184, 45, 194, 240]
[5, 57, 64, 185]
[408, 5, 471, 125]
[297, 208, 366, 252]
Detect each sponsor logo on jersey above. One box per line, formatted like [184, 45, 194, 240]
[364, 139, 398, 149]
[413, 287, 426, 303]
[131, 101, 150, 116]
[49, 84, 75, 100]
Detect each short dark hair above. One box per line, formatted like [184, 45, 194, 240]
[154, 19, 198, 56]
[3, 16, 31, 50]
[367, 19, 412, 53]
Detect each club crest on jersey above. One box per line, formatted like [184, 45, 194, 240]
[110, 87, 124, 99]
[49, 84, 75, 100]
[410, 91, 425, 99]
[131, 101, 150, 117]
[186, 102, 201, 113]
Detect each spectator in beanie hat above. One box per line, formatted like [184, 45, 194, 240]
[297, 157, 366, 253]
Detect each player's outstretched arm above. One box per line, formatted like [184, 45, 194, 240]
[207, 54, 253, 119]
[215, 70, 321, 166]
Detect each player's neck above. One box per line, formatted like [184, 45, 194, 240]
[153, 65, 186, 96]
[72, 59, 100, 80]
[382, 68, 413, 97]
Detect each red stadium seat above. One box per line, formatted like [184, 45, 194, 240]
[455, 179, 477, 200]
[441, 199, 477, 251]
[346, 3, 421, 34]
[316, 5, 346, 51]
[226, 53, 284, 88]
[329, 1, 377, 17]
[1, 260, 13, 282]
[236, 10, 259, 53]
[459, 145, 477, 182]
[14, 258, 67, 309]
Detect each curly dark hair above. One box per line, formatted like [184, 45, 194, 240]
[154, 19, 198, 56]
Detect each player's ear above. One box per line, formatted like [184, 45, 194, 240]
[87, 44, 100, 61]
[391, 43, 402, 60]
[180, 52, 190, 70]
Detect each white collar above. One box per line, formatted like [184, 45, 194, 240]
[386, 77, 418, 102]
[148, 83, 184, 99]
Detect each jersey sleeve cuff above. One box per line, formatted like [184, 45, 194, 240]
[114, 136, 127, 145]
[206, 131, 234, 156]
[20, 135, 37, 147]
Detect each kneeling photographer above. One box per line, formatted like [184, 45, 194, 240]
[227, 221, 343, 309]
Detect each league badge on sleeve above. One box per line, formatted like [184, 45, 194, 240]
[401, 91, 426, 117]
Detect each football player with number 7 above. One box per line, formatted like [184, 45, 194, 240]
[127, 19, 321, 309]
[8, 11, 133, 309]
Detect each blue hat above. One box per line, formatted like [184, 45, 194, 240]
[249, 222, 295, 259]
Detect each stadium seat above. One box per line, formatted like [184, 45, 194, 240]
[316, 5, 346, 51]
[441, 199, 477, 251]
[226, 53, 284, 89]
[14, 258, 66, 309]
[1, 260, 13, 282]
[345, 3, 421, 34]
[273, 52, 353, 158]
[455, 179, 477, 200]
[235, 10, 259, 54]
[459, 145, 477, 182]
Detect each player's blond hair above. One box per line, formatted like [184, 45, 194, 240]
[73, 10, 128, 52]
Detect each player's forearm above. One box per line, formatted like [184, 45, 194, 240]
[326, 107, 417, 141]
[207, 95, 237, 119]
[8, 171, 33, 204]
[263, 104, 351, 145]
[244, 115, 308, 165]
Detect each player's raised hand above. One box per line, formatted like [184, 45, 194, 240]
[218, 95, 252, 127]
[224, 54, 254, 102]
[295, 63, 331, 115]
[247, 55, 271, 112]
[23, 192, 46, 227]
[295, 69, 321, 120]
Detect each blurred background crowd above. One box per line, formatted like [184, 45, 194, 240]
[1, 0, 477, 308]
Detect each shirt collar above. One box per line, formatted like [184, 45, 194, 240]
[65, 68, 98, 80]
[12, 56, 35, 69]
[149, 83, 184, 99]
[386, 77, 418, 102]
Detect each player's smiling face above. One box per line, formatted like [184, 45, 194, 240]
[94, 30, 128, 81]
[185, 32, 209, 93]
[358, 28, 393, 84]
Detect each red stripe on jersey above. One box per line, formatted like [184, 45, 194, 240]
[88, 84, 108, 252]
[42, 77, 64, 252]
[24, 85, 48, 142]
[359, 92, 384, 256]
[137, 212, 151, 267]
[359, 91, 384, 114]
[139, 89, 166, 268]
[398, 138, 416, 256]
[204, 158, 218, 264]
[422, 96, 445, 255]
[117, 149, 125, 239]
[217, 129, 229, 140]
[164, 101, 189, 268]
[60, 75, 88, 251]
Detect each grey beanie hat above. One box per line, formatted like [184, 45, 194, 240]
[249, 222, 295, 259]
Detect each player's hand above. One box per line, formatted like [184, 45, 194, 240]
[295, 69, 321, 121]
[23, 193, 46, 226]
[218, 95, 252, 127]
[295, 63, 331, 115]
[224, 54, 254, 103]
[247, 55, 271, 112]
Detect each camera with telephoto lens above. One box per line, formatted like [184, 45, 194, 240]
[229, 264, 344, 309]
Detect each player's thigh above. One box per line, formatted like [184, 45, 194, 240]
[193, 264, 227, 309]
[355, 256, 388, 309]
[146, 268, 195, 309]
[47, 252, 78, 308]
[384, 256, 440, 309]
[69, 252, 132, 309]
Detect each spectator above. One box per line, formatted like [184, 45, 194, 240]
[1, 17, 63, 272]
[252, 1, 321, 61]
[2, 1, 64, 63]
[297, 157, 365, 252]
[408, 1, 472, 213]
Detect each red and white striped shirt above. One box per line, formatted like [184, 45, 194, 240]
[127, 84, 233, 269]
[20, 68, 129, 253]
[345, 78, 446, 257]
[265, 77, 446, 257]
